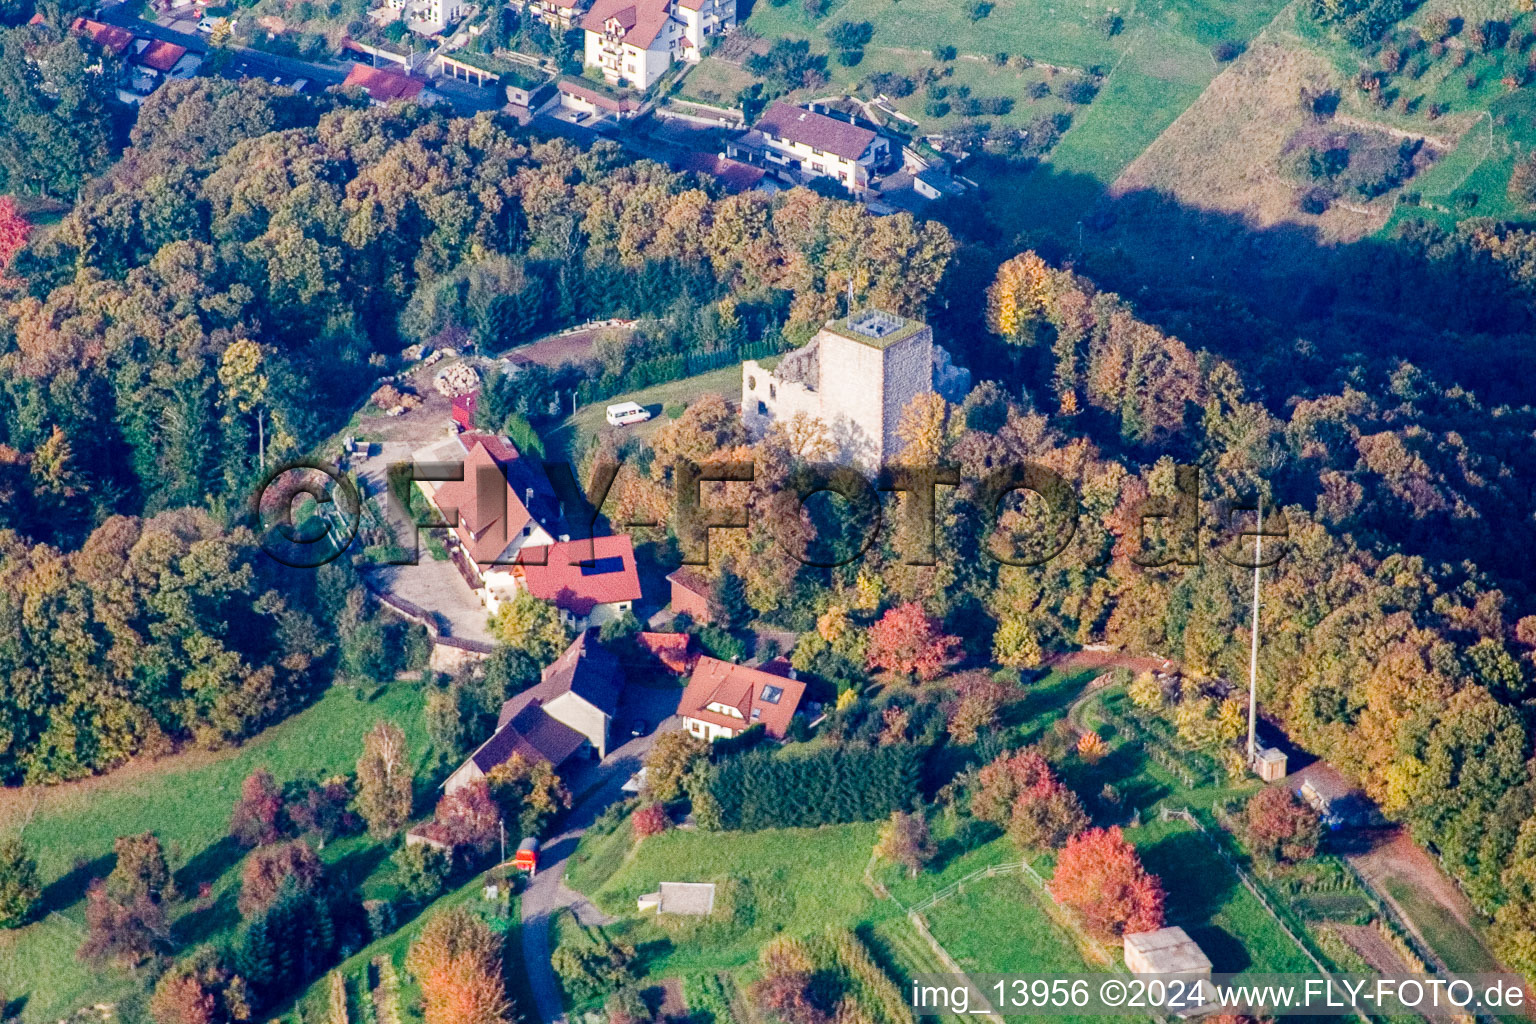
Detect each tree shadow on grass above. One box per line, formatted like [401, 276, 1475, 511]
[40, 853, 113, 913]
[174, 835, 244, 895]
[328, 841, 394, 894]
[174, 888, 240, 948]
[1184, 923, 1251, 973]
[1137, 829, 1237, 926]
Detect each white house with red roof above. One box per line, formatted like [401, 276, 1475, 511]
[519, 535, 642, 630]
[677, 656, 806, 741]
[580, 0, 735, 89]
[413, 432, 564, 613]
[412, 432, 643, 624]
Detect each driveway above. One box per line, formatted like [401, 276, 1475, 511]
[521, 688, 682, 1024]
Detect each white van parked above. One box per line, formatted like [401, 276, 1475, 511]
[605, 401, 652, 426]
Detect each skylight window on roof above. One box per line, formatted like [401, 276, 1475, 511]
[760, 684, 783, 704]
[751, 708, 761, 720]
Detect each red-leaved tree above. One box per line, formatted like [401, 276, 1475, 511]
[434, 780, 502, 856]
[238, 840, 323, 917]
[1049, 826, 1165, 939]
[632, 804, 671, 839]
[1243, 787, 1321, 867]
[229, 768, 286, 848]
[970, 748, 1054, 824]
[865, 603, 961, 681]
[0, 197, 28, 277]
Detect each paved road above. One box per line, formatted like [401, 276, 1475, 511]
[520, 687, 682, 1024]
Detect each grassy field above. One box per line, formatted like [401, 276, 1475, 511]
[543, 365, 742, 463]
[580, 821, 894, 971]
[720, 0, 1291, 227]
[1382, 878, 1503, 976]
[0, 680, 433, 1024]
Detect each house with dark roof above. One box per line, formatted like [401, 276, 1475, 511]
[518, 534, 643, 630]
[675, 152, 775, 194]
[580, 0, 734, 89]
[444, 631, 624, 794]
[678, 656, 806, 741]
[727, 102, 892, 194]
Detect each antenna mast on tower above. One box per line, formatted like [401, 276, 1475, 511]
[1247, 500, 1262, 764]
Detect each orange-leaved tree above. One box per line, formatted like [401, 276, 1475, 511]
[865, 603, 960, 681]
[1049, 826, 1165, 939]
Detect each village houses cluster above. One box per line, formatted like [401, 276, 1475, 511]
[389, 307, 968, 839]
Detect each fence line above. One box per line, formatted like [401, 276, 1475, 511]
[1159, 806, 1330, 974]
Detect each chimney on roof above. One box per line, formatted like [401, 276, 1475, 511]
[525, 486, 534, 506]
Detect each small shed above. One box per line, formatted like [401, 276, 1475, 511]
[1123, 927, 1212, 977]
[666, 568, 713, 624]
[451, 390, 478, 431]
[514, 836, 540, 873]
[1253, 747, 1288, 782]
[637, 881, 716, 915]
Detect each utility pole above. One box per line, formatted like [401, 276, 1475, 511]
[257, 407, 265, 473]
[499, 817, 506, 865]
[1247, 499, 1262, 765]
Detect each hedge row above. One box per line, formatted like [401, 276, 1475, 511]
[709, 744, 923, 831]
[576, 338, 783, 405]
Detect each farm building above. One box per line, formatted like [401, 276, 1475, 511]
[444, 630, 624, 794]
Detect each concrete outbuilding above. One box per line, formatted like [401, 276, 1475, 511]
[1123, 927, 1212, 977]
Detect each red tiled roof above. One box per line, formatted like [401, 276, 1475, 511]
[342, 63, 425, 102]
[636, 631, 697, 675]
[755, 101, 877, 162]
[429, 434, 554, 566]
[580, 0, 671, 48]
[678, 656, 805, 739]
[677, 152, 767, 193]
[71, 17, 135, 56]
[137, 39, 187, 73]
[520, 535, 642, 617]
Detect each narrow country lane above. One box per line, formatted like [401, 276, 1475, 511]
[521, 689, 680, 1024]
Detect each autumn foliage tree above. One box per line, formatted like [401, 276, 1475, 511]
[0, 197, 28, 277]
[406, 908, 513, 1024]
[970, 748, 1055, 825]
[230, 768, 286, 847]
[1049, 827, 1165, 939]
[865, 603, 961, 681]
[985, 251, 1053, 342]
[632, 804, 671, 838]
[642, 731, 709, 803]
[149, 946, 253, 1024]
[1007, 775, 1089, 852]
[874, 811, 936, 877]
[238, 840, 323, 917]
[486, 753, 571, 838]
[357, 721, 413, 839]
[1243, 787, 1321, 867]
[431, 780, 502, 857]
[80, 834, 177, 967]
